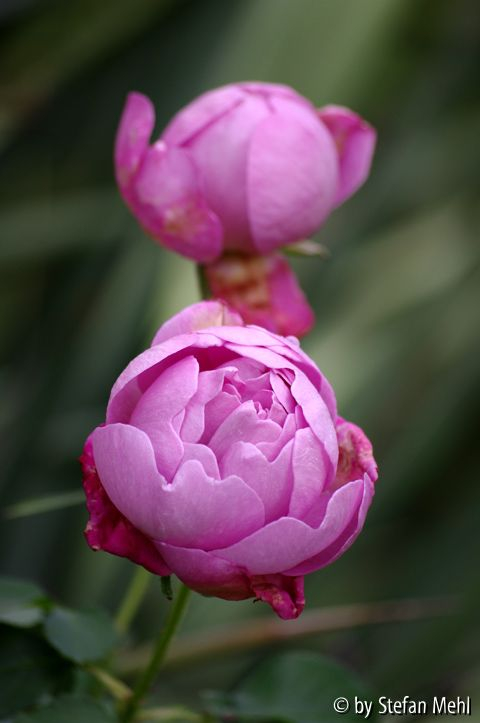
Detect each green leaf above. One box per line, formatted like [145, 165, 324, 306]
[0, 577, 47, 628]
[14, 694, 116, 723]
[0, 626, 69, 718]
[204, 651, 374, 723]
[3, 490, 85, 519]
[44, 607, 118, 664]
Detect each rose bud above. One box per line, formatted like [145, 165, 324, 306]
[115, 83, 376, 263]
[81, 301, 378, 620]
[204, 252, 314, 338]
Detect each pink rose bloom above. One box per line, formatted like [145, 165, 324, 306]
[115, 82, 376, 263]
[81, 302, 378, 619]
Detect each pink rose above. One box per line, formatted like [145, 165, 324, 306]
[115, 83, 376, 263]
[81, 302, 378, 619]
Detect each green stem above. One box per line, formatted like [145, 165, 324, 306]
[196, 264, 210, 300]
[121, 584, 191, 723]
[115, 567, 151, 634]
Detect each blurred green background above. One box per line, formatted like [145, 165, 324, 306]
[1, 0, 479, 717]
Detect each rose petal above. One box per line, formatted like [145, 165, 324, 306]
[152, 301, 243, 346]
[334, 416, 378, 487]
[213, 479, 364, 574]
[251, 574, 305, 620]
[221, 438, 294, 522]
[114, 92, 155, 196]
[106, 333, 222, 424]
[284, 475, 375, 575]
[257, 412, 297, 461]
[290, 372, 338, 469]
[92, 423, 168, 539]
[165, 459, 265, 549]
[129, 356, 199, 479]
[288, 428, 331, 519]
[208, 400, 280, 461]
[81, 431, 170, 576]
[270, 371, 295, 413]
[181, 442, 220, 479]
[181, 93, 269, 249]
[202, 391, 240, 442]
[162, 85, 246, 147]
[132, 142, 223, 262]
[180, 368, 228, 443]
[156, 543, 251, 600]
[248, 108, 338, 253]
[92, 424, 265, 549]
[318, 105, 376, 206]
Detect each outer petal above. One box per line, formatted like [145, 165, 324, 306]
[247, 109, 338, 253]
[162, 84, 246, 147]
[156, 543, 305, 619]
[214, 478, 365, 574]
[152, 300, 243, 346]
[181, 93, 269, 250]
[81, 430, 170, 576]
[114, 92, 155, 197]
[318, 105, 376, 206]
[284, 474, 375, 575]
[156, 543, 252, 600]
[334, 416, 378, 487]
[251, 574, 305, 620]
[130, 142, 223, 262]
[92, 424, 265, 549]
[204, 252, 314, 338]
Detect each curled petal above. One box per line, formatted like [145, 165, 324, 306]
[335, 416, 378, 487]
[251, 574, 305, 620]
[204, 252, 314, 338]
[318, 105, 376, 206]
[81, 431, 170, 576]
[114, 92, 155, 196]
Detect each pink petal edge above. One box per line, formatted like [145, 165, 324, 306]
[80, 430, 170, 576]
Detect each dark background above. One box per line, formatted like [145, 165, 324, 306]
[1, 0, 479, 715]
